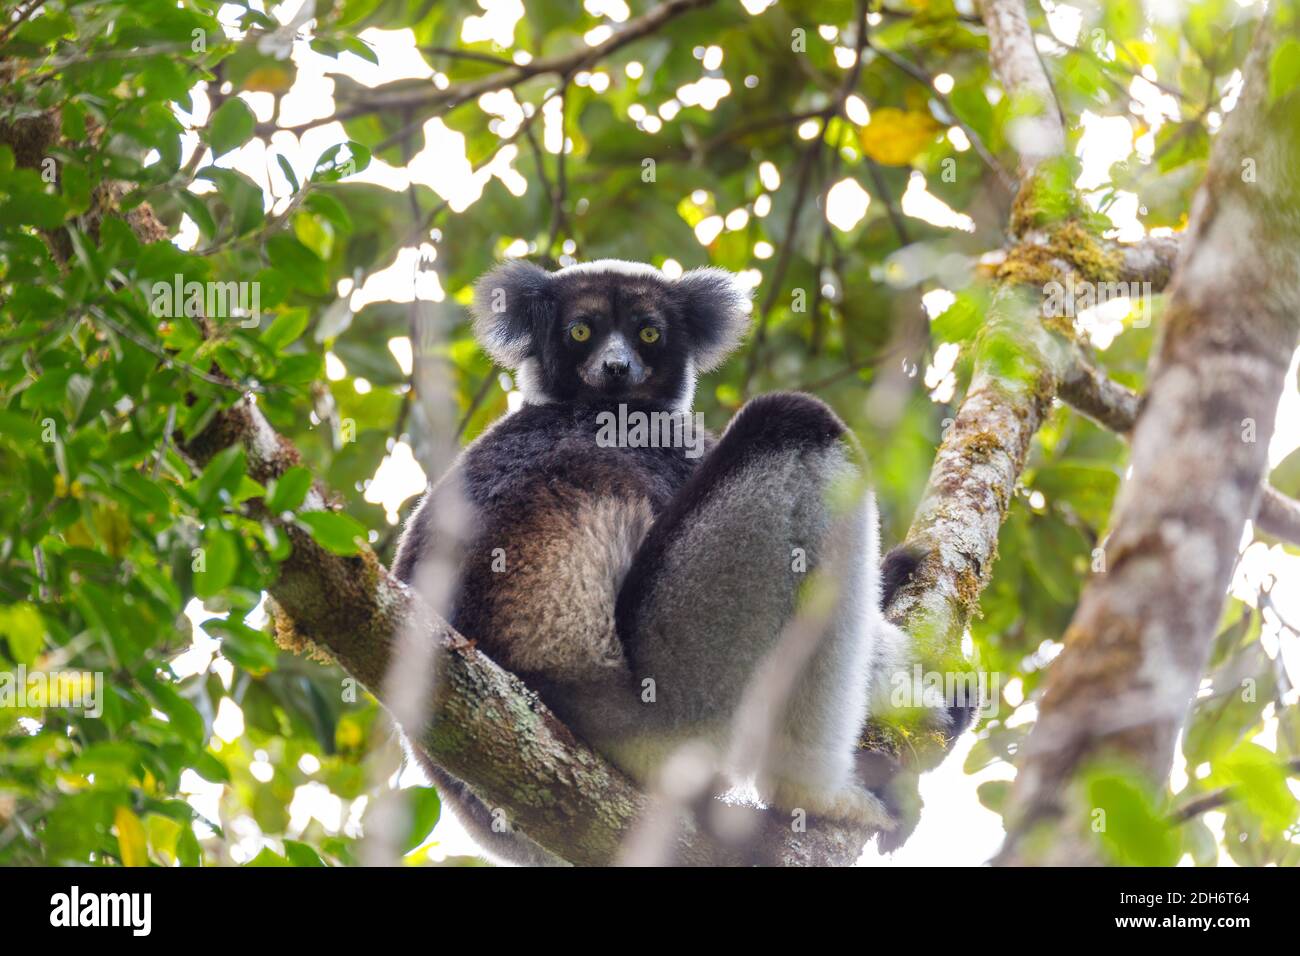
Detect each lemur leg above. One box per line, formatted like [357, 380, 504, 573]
[613, 392, 896, 827]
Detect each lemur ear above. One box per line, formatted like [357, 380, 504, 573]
[471, 260, 555, 368]
[673, 267, 752, 372]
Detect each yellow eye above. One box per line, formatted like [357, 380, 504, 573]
[639, 326, 660, 344]
[570, 323, 591, 342]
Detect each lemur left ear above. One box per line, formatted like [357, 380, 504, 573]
[470, 259, 555, 368]
[673, 267, 752, 372]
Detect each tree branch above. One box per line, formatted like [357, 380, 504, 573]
[1114, 234, 1182, 289]
[977, 0, 1066, 180]
[1058, 353, 1300, 548]
[253, 0, 714, 138]
[1257, 486, 1300, 547]
[1170, 759, 1300, 823]
[1056, 352, 1141, 434]
[881, 288, 1067, 726]
[998, 6, 1300, 865]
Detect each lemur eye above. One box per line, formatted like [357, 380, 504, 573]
[570, 323, 591, 342]
[639, 326, 660, 344]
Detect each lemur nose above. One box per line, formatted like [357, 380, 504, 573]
[604, 360, 629, 378]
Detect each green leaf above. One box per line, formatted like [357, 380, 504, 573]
[267, 234, 329, 296]
[1, 172, 68, 229]
[262, 307, 310, 352]
[1269, 445, 1300, 499]
[931, 292, 983, 344]
[275, 153, 301, 194]
[266, 466, 314, 513]
[1211, 742, 1299, 837]
[1086, 769, 1180, 866]
[284, 840, 328, 866]
[194, 446, 248, 512]
[312, 141, 371, 182]
[177, 827, 202, 867]
[192, 750, 232, 784]
[207, 99, 257, 158]
[203, 615, 279, 673]
[0, 602, 46, 665]
[144, 677, 206, 745]
[297, 511, 368, 555]
[401, 786, 442, 853]
[1269, 38, 1300, 104]
[244, 847, 291, 866]
[195, 525, 239, 598]
[1180, 816, 1219, 866]
[117, 472, 173, 518]
[976, 780, 1010, 814]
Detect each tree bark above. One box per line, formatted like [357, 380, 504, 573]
[977, 0, 1066, 180]
[998, 5, 1300, 865]
[1058, 353, 1300, 547]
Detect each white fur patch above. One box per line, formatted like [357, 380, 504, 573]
[674, 356, 697, 412]
[555, 259, 667, 281]
[514, 357, 554, 405]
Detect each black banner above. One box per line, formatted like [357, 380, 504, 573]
[1, 864, 1283, 943]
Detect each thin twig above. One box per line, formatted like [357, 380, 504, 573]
[0, 0, 45, 46]
[152, 403, 177, 481]
[454, 372, 498, 441]
[865, 157, 911, 245]
[421, 46, 516, 68]
[742, 0, 871, 393]
[253, 0, 715, 139]
[545, 82, 571, 257]
[88, 306, 263, 394]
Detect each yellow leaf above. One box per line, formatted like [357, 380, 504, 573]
[146, 814, 183, 866]
[115, 806, 149, 867]
[65, 520, 94, 548]
[859, 107, 943, 166]
[335, 712, 364, 751]
[243, 66, 293, 94]
[94, 503, 131, 558]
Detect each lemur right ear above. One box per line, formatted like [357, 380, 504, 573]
[673, 267, 752, 372]
[471, 260, 554, 368]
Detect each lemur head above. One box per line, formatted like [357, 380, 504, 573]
[470, 259, 750, 409]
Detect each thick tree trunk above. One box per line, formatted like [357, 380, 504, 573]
[998, 5, 1300, 864]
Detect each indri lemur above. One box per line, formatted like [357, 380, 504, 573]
[394, 259, 950, 864]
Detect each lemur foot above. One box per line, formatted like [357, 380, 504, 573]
[764, 779, 898, 831]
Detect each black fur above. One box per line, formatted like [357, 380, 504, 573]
[876, 543, 977, 739]
[393, 395, 710, 865]
[400, 399, 705, 669]
[471, 260, 749, 404]
[880, 543, 923, 610]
